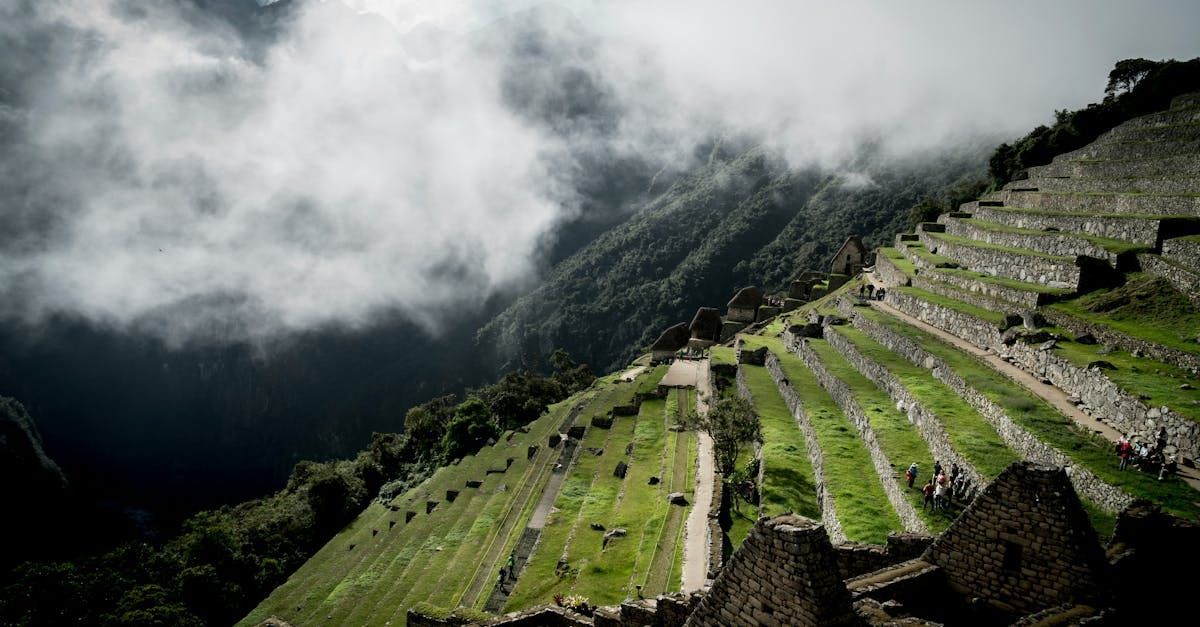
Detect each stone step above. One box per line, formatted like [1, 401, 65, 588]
[1173, 92, 1200, 110]
[1109, 121, 1200, 144]
[1027, 153, 1200, 179]
[882, 286, 1012, 351]
[917, 230, 1081, 289]
[961, 202, 1176, 247]
[1002, 175, 1200, 195]
[995, 190, 1200, 217]
[1138, 253, 1200, 307]
[939, 215, 1128, 265]
[919, 266, 1067, 309]
[1162, 235, 1200, 275]
[910, 271, 1025, 315]
[1118, 103, 1200, 130]
[1053, 138, 1200, 162]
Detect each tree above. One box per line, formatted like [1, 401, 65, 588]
[440, 397, 499, 461]
[680, 396, 760, 477]
[1106, 58, 1159, 98]
[550, 348, 595, 394]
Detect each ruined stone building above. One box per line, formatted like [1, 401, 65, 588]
[688, 307, 722, 347]
[725, 286, 763, 323]
[649, 322, 690, 362]
[829, 235, 868, 276]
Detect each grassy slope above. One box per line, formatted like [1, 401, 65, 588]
[741, 334, 901, 544]
[804, 337, 952, 533]
[1051, 273, 1200, 359]
[862, 307, 1200, 520]
[827, 325, 1020, 477]
[738, 363, 820, 520]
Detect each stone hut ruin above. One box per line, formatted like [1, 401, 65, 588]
[688, 307, 722, 344]
[650, 322, 691, 362]
[725, 286, 763, 323]
[829, 235, 868, 276]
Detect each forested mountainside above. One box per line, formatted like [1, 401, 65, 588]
[481, 142, 991, 374]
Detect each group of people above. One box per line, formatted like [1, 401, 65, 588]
[906, 460, 974, 513]
[1116, 427, 1177, 480]
[858, 283, 887, 301]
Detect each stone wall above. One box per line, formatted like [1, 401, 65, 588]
[1163, 235, 1200, 273]
[923, 463, 1109, 616]
[884, 289, 1003, 351]
[822, 325, 988, 494]
[1041, 308, 1200, 374]
[831, 532, 934, 581]
[707, 470, 724, 580]
[784, 333, 927, 533]
[593, 593, 700, 627]
[919, 231, 1079, 288]
[942, 217, 1118, 264]
[910, 274, 1019, 316]
[871, 252, 911, 288]
[684, 515, 858, 627]
[967, 205, 1162, 246]
[1027, 152, 1200, 179]
[846, 306, 1133, 513]
[1004, 175, 1200, 197]
[997, 189, 1200, 216]
[1004, 338, 1200, 463]
[915, 267, 1044, 309]
[1138, 253, 1200, 306]
[763, 351, 846, 544]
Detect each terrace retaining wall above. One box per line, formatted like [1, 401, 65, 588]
[884, 289, 1005, 351]
[762, 351, 846, 544]
[822, 325, 988, 494]
[967, 205, 1162, 246]
[783, 331, 927, 533]
[919, 231, 1079, 288]
[1138, 253, 1200, 306]
[845, 303, 1134, 513]
[1041, 308, 1200, 374]
[942, 218, 1118, 264]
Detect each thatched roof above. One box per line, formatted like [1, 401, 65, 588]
[689, 307, 722, 341]
[650, 322, 691, 352]
[727, 286, 763, 309]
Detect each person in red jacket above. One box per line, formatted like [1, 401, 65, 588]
[1118, 437, 1133, 470]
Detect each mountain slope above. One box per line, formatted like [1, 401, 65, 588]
[481, 143, 991, 373]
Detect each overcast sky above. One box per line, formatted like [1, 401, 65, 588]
[1, 0, 1198, 345]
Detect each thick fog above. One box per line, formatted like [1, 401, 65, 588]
[1, 0, 1197, 345]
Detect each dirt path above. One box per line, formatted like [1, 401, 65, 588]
[681, 358, 716, 591]
[870, 300, 1200, 491]
[618, 364, 646, 381]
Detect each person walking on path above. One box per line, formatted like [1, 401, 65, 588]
[906, 462, 918, 489]
[1118, 437, 1133, 470]
[922, 479, 935, 511]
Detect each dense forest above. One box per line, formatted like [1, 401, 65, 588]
[0, 356, 593, 626]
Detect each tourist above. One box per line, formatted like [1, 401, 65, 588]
[1156, 427, 1169, 453]
[934, 481, 948, 511]
[858, 283, 866, 297]
[922, 479, 935, 510]
[906, 462, 919, 488]
[1118, 437, 1133, 470]
[875, 288, 887, 301]
[866, 284, 876, 298]
[933, 460, 943, 479]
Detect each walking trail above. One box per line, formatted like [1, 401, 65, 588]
[870, 300, 1200, 492]
[681, 358, 716, 591]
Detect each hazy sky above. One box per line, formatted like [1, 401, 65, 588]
[1, 0, 1198, 345]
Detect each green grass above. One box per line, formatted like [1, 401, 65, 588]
[739, 335, 902, 544]
[878, 247, 917, 277]
[738, 364, 820, 520]
[1050, 273, 1200, 359]
[635, 364, 670, 396]
[894, 285, 1008, 327]
[1052, 337, 1200, 425]
[860, 307, 1200, 521]
[710, 346, 736, 367]
[804, 338, 952, 533]
[828, 325, 1020, 478]
[243, 385, 589, 627]
[958, 218, 1151, 255]
[902, 243, 960, 269]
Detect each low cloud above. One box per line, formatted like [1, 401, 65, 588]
[1, 0, 1197, 345]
